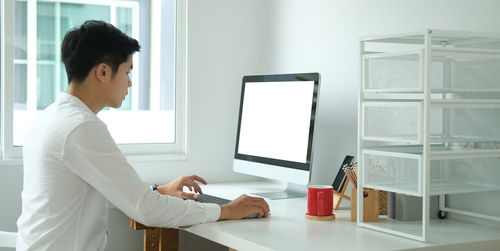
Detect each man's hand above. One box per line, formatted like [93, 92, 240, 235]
[219, 194, 270, 220]
[157, 175, 207, 199]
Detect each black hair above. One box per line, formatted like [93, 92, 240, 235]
[61, 20, 140, 83]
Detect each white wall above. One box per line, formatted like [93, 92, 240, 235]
[2, 0, 500, 250]
[132, 0, 270, 185]
[257, 0, 500, 225]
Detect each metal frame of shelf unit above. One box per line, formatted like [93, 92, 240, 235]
[357, 29, 500, 242]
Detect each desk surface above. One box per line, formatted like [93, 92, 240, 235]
[183, 181, 500, 251]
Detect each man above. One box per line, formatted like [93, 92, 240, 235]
[16, 20, 269, 250]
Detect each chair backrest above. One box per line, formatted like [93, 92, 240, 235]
[0, 231, 17, 248]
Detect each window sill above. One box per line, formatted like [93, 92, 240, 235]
[0, 158, 23, 166]
[125, 153, 188, 163]
[0, 153, 187, 167]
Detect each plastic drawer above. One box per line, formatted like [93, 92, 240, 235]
[363, 102, 422, 144]
[363, 102, 500, 144]
[363, 149, 422, 196]
[363, 147, 500, 196]
[432, 50, 500, 91]
[363, 49, 500, 93]
[431, 158, 500, 195]
[363, 51, 445, 92]
[430, 106, 500, 144]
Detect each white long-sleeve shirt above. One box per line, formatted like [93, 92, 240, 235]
[16, 93, 220, 251]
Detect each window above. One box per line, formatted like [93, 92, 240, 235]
[1, 0, 186, 159]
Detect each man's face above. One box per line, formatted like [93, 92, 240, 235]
[107, 55, 133, 108]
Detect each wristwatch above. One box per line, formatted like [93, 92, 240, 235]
[151, 184, 158, 192]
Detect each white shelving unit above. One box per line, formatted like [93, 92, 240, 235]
[357, 29, 500, 242]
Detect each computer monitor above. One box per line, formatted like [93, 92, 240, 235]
[233, 73, 320, 199]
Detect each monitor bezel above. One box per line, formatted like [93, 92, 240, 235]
[234, 73, 320, 172]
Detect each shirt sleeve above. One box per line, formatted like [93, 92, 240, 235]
[61, 120, 221, 228]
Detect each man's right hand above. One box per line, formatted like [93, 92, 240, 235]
[218, 194, 270, 220]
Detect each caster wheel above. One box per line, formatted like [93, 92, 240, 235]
[438, 210, 447, 219]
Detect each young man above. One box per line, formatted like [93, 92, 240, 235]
[16, 20, 269, 250]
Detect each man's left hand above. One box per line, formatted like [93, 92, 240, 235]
[157, 175, 208, 199]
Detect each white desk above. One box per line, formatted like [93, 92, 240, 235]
[182, 181, 500, 251]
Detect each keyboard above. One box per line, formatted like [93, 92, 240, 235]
[193, 194, 259, 219]
[195, 193, 231, 205]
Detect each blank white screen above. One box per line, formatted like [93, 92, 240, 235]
[237, 81, 314, 163]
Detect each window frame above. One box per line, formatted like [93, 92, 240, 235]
[119, 0, 187, 161]
[1, 0, 15, 159]
[1, 0, 188, 160]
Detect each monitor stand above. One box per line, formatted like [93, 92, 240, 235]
[252, 183, 307, 200]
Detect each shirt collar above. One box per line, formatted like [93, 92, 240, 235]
[59, 92, 96, 115]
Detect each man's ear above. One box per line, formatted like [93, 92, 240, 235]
[95, 63, 110, 82]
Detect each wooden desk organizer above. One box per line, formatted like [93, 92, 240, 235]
[333, 181, 350, 210]
[350, 187, 379, 222]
